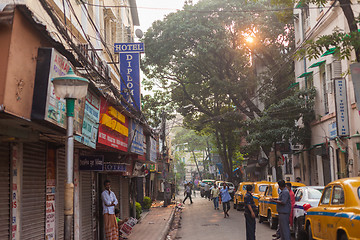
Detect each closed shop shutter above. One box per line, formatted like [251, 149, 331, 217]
[22, 142, 46, 240]
[80, 171, 93, 240]
[56, 148, 65, 240]
[0, 143, 10, 239]
[120, 177, 130, 219]
[109, 175, 120, 205]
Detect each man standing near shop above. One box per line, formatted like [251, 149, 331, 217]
[271, 180, 291, 240]
[211, 184, 220, 210]
[101, 180, 119, 240]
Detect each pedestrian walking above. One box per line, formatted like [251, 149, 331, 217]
[101, 180, 119, 240]
[244, 185, 256, 240]
[210, 184, 220, 210]
[271, 180, 291, 240]
[220, 182, 231, 218]
[204, 183, 211, 200]
[183, 183, 193, 204]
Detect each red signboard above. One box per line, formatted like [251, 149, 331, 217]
[97, 97, 129, 151]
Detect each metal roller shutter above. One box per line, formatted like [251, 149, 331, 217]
[80, 171, 93, 240]
[120, 177, 130, 219]
[109, 175, 120, 205]
[56, 148, 65, 240]
[22, 142, 46, 240]
[0, 143, 10, 239]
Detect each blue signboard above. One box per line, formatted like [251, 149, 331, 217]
[120, 52, 141, 111]
[129, 119, 144, 155]
[104, 163, 127, 172]
[114, 43, 145, 53]
[79, 155, 104, 171]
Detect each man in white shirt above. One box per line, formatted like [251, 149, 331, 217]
[101, 180, 119, 240]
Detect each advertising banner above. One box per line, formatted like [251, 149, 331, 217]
[334, 79, 349, 136]
[98, 97, 129, 151]
[115, 43, 145, 111]
[149, 137, 157, 162]
[32, 48, 85, 134]
[128, 119, 144, 155]
[75, 90, 100, 148]
[103, 162, 127, 172]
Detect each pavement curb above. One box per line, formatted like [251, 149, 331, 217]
[160, 207, 176, 240]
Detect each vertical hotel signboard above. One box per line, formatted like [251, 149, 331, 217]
[114, 43, 144, 111]
[334, 79, 349, 136]
[98, 97, 129, 151]
[128, 119, 144, 155]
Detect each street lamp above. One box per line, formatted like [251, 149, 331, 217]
[52, 67, 89, 239]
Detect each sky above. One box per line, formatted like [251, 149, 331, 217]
[136, 0, 188, 34]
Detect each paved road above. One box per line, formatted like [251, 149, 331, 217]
[176, 191, 293, 240]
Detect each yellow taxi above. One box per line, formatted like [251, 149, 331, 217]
[305, 177, 360, 240]
[252, 181, 271, 209]
[234, 182, 253, 210]
[259, 181, 305, 229]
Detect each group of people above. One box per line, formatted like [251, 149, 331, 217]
[244, 179, 295, 240]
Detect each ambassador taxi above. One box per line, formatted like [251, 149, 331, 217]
[252, 181, 271, 209]
[234, 182, 253, 210]
[305, 177, 360, 240]
[259, 181, 305, 229]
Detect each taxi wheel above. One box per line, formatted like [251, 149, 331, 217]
[339, 233, 348, 240]
[236, 203, 241, 211]
[307, 224, 314, 240]
[268, 211, 277, 229]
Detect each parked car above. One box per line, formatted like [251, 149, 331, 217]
[234, 182, 253, 210]
[199, 179, 216, 197]
[259, 181, 306, 229]
[216, 181, 235, 199]
[292, 186, 324, 239]
[252, 181, 271, 210]
[305, 177, 360, 240]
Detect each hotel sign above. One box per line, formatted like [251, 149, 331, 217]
[334, 79, 349, 136]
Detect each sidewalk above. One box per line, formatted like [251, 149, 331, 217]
[127, 204, 175, 240]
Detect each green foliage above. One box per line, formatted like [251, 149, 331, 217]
[245, 87, 316, 153]
[135, 202, 142, 219]
[143, 197, 152, 210]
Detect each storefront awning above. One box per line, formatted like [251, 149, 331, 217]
[288, 82, 299, 89]
[309, 60, 325, 68]
[298, 71, 313, 78]
[321, 47, 336, 57]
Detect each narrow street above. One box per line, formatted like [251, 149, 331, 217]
[176, 191, 294, 240]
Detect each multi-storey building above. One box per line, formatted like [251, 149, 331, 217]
[293, 1, 360, 186]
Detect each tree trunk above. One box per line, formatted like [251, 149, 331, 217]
[192, 150, 202, 180]
[339, 0, 360, 62]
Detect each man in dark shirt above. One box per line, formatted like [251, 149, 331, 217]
[244, 185, 256, 240]
[271, 180, 291, 240]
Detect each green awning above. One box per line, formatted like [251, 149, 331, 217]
[298, 71, 313, 78]
[309, 60, 325, 68]
[288, 82, 299, 89]
[321, 47, 336, 57]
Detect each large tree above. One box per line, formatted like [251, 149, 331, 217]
[141, 0, 298, 180]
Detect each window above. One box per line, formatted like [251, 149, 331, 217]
[320, 187, 332, 205]
[295, 189, 303, 202]
[266, 186, 273, 196]
[259, 185, 267, 192]
[331, 186, 345, 205]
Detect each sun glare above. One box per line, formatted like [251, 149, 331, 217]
[246, 36, 254, 43]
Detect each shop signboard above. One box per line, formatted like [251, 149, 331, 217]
[115, 43, 144, 111]
[79, 155, 104, 171]
[146, 136, 157, 162]
[334, 79, 349, 136]
[32, 48, 85, 134]
[98, 97, 129, 151]
[329, 122, 337, 139]
[128, 120, 144, 155]
[103, 162, 127, 172]
[75, 90, 100, 148]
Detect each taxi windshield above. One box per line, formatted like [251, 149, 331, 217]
[259, 185, 267, 192]
[308, 188, 322, 199]
[243, 185, 252, 190]
[358, 187, 360, 199]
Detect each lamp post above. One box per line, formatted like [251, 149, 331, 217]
[52, 67, 89, 239]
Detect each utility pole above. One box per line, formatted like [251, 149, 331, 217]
[161, 112, 170, 207]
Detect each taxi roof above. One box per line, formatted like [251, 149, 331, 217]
[327, 177, 360, 187]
